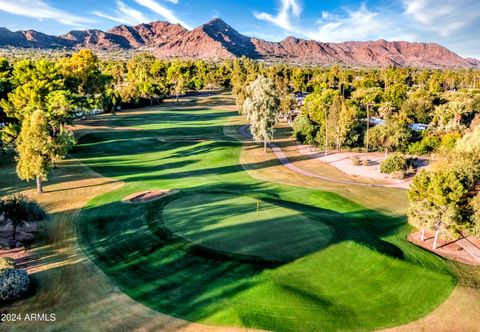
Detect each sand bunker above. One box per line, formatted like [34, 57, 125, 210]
[122, 190, 177, 204]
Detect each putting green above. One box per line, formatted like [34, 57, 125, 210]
[75, 104, 456, 331]
[163, 193, 334, 262]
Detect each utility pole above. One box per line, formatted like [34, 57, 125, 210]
[324, 107, 328, 164]
[365, 102, 372, 161]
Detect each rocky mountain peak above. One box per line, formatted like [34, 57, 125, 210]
[0, 18, 477, 68]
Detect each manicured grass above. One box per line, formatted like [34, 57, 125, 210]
[75, 103, 456, 331]
[163, 193, 334, 262]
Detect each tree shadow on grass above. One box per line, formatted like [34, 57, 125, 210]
[79, 109, 236, 128]
[76, 183, 425, 327]
[72, 127, 319, 186]
[50, 99, 456, 330]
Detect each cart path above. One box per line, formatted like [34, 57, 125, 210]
[239, 125, 404, 189]
[458, 238, 480, 263]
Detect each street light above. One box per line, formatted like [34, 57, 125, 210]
[364, 101, 374, 162]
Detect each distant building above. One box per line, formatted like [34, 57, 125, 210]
[284, 92, 310, 125]
[409, 123, 429, 131]
[361, 117, 428, 131]
[286, 109, 300, 125]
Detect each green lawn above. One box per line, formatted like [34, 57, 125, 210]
[75, 104, 456, 331]
[163, 193, 334, 262]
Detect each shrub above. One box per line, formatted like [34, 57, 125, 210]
[439, 132, 462, 152]
[362, 159, 370, 167]
[292, 113, 318, 145]
[408, 136, 440, 155]
[470, 194, 480, 237]
[351, 156, 361, 166]
[0, 257, 15, 269]
[380, 153, 407, 174]
[0, 194, 47, 241]
[0, 268, 30, 302]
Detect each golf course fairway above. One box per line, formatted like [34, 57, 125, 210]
[74, 102, 456, 331]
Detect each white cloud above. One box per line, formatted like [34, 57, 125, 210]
[251, 1, 480, 57]
[254, 0, 302, 31]
[94, 0, 150, 25]
[403, 0, 480, 37]
[135, 0, 192, 29]
[309, 5, 387, 42]
[0, 0, 94, 26]
[254, 3, 394, 43]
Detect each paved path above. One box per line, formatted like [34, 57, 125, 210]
[239, 125, 405, 189]
[458, 238, 480, 263]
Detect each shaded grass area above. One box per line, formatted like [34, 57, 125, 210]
[0, 158, 33, 196]
[74, 104, 457, 331]
[163, 193, 334, 262]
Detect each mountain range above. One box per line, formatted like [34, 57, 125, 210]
[1, 18, 479, 68]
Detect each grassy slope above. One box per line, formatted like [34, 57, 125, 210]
[74, 97, 456, 331]
[2, 94, 478, 331]
[0, 100, 255, 332]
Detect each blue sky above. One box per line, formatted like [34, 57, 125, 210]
[0, 0, 479, 58]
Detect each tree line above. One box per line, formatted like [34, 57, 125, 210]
[0, 50, 231, 192]
[228, 57, 480, 156]
[228, 58, 480, 243]
[1, 50, 479, 204]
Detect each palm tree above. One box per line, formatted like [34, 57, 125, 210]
[447, 101, 467, 126]
[378, 101, 396, 120]
[431, 104, 451, 129]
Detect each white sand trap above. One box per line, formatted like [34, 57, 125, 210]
[297, 146, 421, 189]
[122, 190, 177, 203]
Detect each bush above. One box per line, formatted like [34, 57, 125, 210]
[0, 257, 15, 269]
[408, 136, 440, 155]
[351, 156, 361, 166]
[0, 268, 30, 302]
[439, 132, 462, 152]
[470, 194, 480, 237]
[292, 113, 318, 145]
[362, 159, 370, 167]
[380, 153, 407, 174]
[0, 194, 47, 242]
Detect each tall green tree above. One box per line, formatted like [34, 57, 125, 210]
[16, 110, 53, 193]
[60, 49, 110, 98]
[408, 126, 480, 245]
[243, 76, 280, 152]
[167, 61, 190, 102]
[103, 88, 122, 115]
[337, 101, 361, 148]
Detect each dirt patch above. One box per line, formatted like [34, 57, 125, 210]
[122, 190, 177, 203]
[408, 231, 480, 266]
[297, 147, 416, 189]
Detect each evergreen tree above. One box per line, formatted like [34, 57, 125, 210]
[16, 110, 52, 193]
